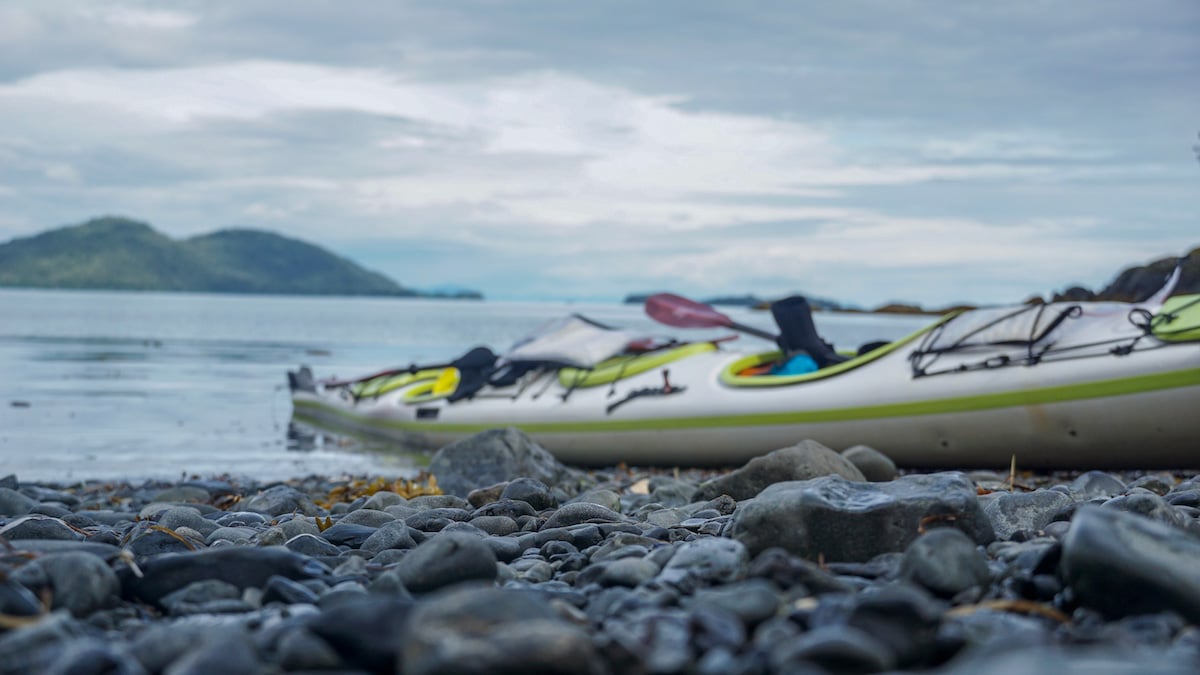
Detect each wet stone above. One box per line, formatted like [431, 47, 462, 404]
[842, 444, 899, 482]
[0, 516, 82, 541]
[317, 521, 377, 547]
[213, 511, 267, 527]
[500, 476, 558, 510]
[983, 489, 1075, 540]
[360, 520, 417, 554]
[473, 498, 537, 519]
[900, 528, 991, 598]
[242, 484, 321, 516]
[157, 506, 220, 537]
[395, 531, 499, 594]
[360, 490, 405, 511]
[11, 551, 120, 617]
[403, 584, 599, 675]
[542, 501, 625, 529]
[338, 508, 397, 527]
[688, 578, 782, 627]
[470, 514, 519, 536]
[694, 440, 866, 502]
[1070, 471, 1127, 499]
[1062, 505, 1200, 623]
[205, 525, 257, 545]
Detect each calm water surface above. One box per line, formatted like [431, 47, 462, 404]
[0, 289, 931, 481]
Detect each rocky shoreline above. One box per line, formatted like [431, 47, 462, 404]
[3, 428, 1200, 673]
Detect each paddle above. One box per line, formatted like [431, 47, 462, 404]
[644, 293, 778, 342]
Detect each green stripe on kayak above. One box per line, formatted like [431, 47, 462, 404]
[294, 366, 1200, 435]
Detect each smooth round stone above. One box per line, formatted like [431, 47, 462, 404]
[769, 624, 896, 674]
[395, 532, 498, 593]
[46, 638, 145, 675]
[360, 490, 405, 511]
[658, 537, 749, 589]
[1062, 505, 1200, 622]
[360, 521, 417, 554]
[0, 579, 44, 617]
[842, 445, 899, 482]
[542, 502, 624, 529]
[160, 579, 241, 609]
[158, 506, 220, 537]
[18, 486, 79, 506]
[242, 484, 322, 516]
[125, 528, 198, 556]
[255, 527, 288, 547]
[569, 489, 622, 512]
[30, 503, 72, 519]
[597, 557, 660, 588]
[0, 487, 38, 516]
[1071, 471, 1127, 499]
[77, 510, 139, 526]
[205, 526, 258, 545]
[214, 511, 268, 527]
[384, 504, 420, 519]
[500, 477, 557, 511]
[469, 515, 518, 536]
[402, 584, 597, 675]
[688, 579, 782, 626]
[405, 508, 473, 532]
[318, 522, 378, 547]
[339, 508, 398, 527]
[163, 628, 262, 674]
[276, 517, 319, 538]
[11, 551, 120, 617]
[0, 516, 82, 541]
[276, 627, 342, 671]
[901, 528, 990, 597]
[305, 596, 416, 673]
[127, 547, 331, 607]
[467, 482, 508, 508]
[472, 499, 536, 520]
[983, 489, 1075, 540]
[408, 495, 471, 511]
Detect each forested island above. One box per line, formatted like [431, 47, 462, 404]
[0, 217, 482, 299]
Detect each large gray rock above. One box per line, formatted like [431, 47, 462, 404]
[730, 472, 994, 562]
[429, 427, 587, 497]
[402, 584, 600, 675]
[693, 440, 866, 502]
[1062, 505, 1200, 623]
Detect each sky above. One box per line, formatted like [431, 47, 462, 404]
[0, 1, 1196, 308]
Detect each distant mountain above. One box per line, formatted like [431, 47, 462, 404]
[1050, 246, 1200, 303]
[0, 216, 482, 298]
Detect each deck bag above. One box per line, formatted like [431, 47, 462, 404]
[494, 314, 651, 384]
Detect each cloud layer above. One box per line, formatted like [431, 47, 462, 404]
[0, 1, 1196, 306]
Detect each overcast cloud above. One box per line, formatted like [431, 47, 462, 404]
[0, 1, 1196, 306]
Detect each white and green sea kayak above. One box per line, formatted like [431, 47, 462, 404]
[289, 294, 1200, 469]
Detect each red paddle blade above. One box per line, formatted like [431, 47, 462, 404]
[644, 293, 734, 329]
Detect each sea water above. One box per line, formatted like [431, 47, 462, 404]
[0, 289, 932, 481]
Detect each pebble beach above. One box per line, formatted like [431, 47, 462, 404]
[3, 428, 1200, 674]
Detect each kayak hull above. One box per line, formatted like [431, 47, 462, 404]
[291, 330, 1200, 468]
